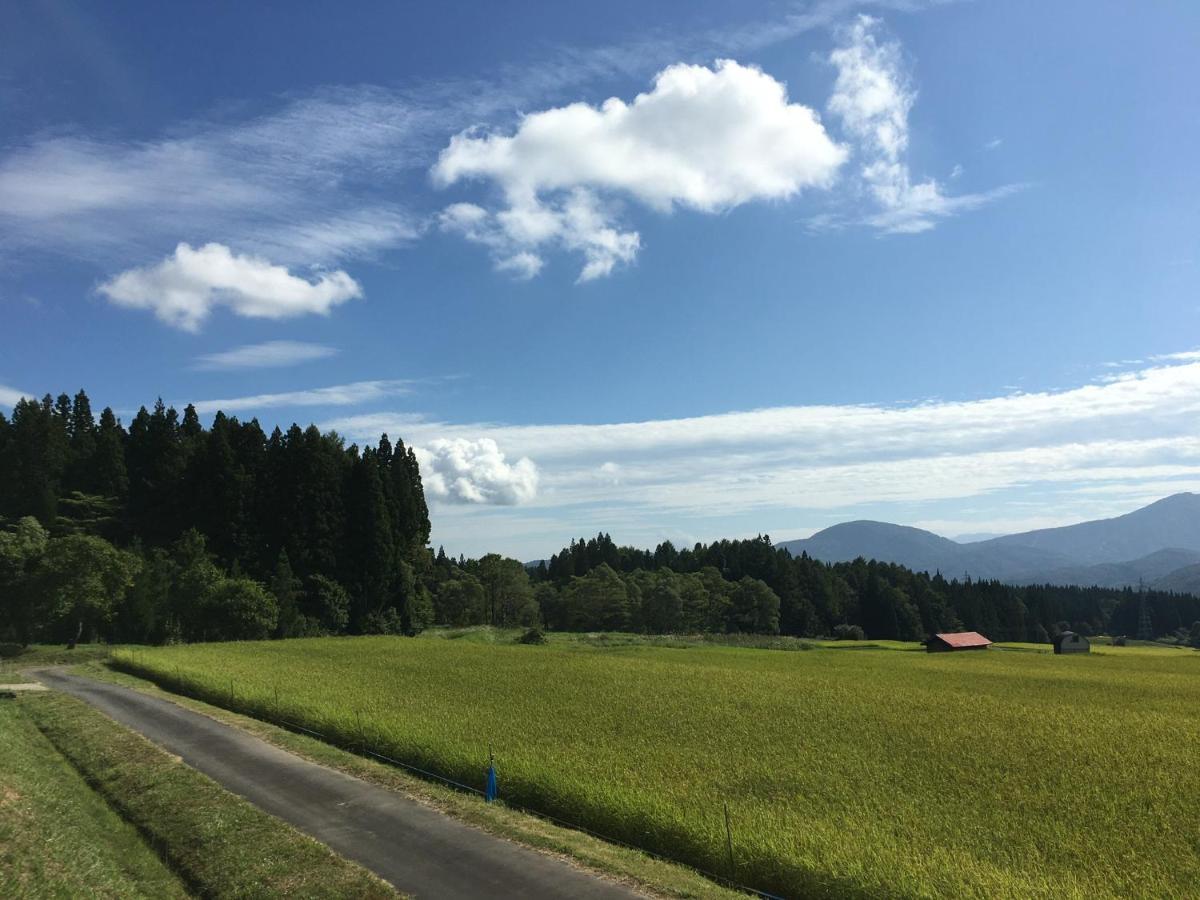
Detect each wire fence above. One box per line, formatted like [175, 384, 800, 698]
[114, 654, 783, 899]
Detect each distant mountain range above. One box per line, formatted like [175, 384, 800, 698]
[775, 493, 1200, 592]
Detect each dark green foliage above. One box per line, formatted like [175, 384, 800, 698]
[269, 550, 303, 637]
[565, 564, 631, 630]
[474, 554, 537, 626]
[205, 578, 279, 641]
[728, 576, 781, 634]
[518, 626, 547, 644]
[298, 574, 351, 636]
[38, 533, 139, 645]
[0, 516, 50, 644]
[0, 389, 432, 645]
[533, 532, 1200, 641]
[436, 576, 486, 626]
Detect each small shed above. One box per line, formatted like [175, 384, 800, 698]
[1052, 631, 1090, 654]
[926, 631, 992, 653]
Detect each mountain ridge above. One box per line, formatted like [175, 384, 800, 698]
[776, 493, 1200, 589]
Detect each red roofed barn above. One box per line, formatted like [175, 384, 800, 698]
[925, 631, 993, 653]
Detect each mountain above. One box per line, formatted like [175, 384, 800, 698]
[980, 493, 1200, 564]
[954, 532, 1004, 544]
[1152, 563, 1200, 595]
[776, 493, 1200, 588]
[776, 521, 1070, 580]
[1015, 548, 1200, 588]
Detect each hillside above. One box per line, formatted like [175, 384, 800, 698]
[778, 493, 1200, 588]
[776, 520, 1070, 581]
[1150, 562, 1200, 595]
[980, 493, 1200, 564]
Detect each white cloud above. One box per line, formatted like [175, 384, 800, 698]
[97, 243, 361, 332]
[193, 340, 339, 371]
[0, 384, 32, 409]
[415, 438, 539, 505]
[0, 85, 435, 268]
[190, 380, 413, 415]
[324, 356, 1200, 553]
[433, 58, 846, 279]
[828, 16, 1015, 233]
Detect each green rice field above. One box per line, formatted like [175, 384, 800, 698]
[113, 636, 1200, 898]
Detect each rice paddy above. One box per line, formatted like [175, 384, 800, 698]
[113, 636, 1200, 898]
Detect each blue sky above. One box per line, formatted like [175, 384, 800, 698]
[2, 0, 1199, 557]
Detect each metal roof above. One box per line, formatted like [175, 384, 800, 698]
[932, 631, 993, 648]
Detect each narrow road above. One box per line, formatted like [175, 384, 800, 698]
[32, 668, 641, 900]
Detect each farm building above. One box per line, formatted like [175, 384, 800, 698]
[926, 631, 992, 653]
[1052, 631, 1090, 654]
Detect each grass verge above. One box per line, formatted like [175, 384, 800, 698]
[21, 691, 398, 899]
[0, 697, 187, 899]
[77, 660, 743, 900]
[1, 643, 116, 680]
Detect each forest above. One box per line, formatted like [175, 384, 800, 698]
[2, 390, 1199, 647]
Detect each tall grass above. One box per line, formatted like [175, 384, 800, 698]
[114, 637, 1200, 898]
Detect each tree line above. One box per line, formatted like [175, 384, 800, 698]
[522, 532, 1200, 644]
[3, 390, 1199, 647]
[0, 391, 432, 644]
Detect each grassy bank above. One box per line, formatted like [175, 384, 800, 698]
[79, 660, 743, 900]
[21, 692, 397, 899]
[114, 635, 1200, 898]
[0, 643, 116, 678]
[0, 698, 187, 899]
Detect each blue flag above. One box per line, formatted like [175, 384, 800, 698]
[485, 764, 498, 803]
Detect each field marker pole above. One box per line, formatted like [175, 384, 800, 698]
[723, 802, 736, 878]
[356, 710, 365, 751]
[229, 677, 234, 708]
[486, 744, 498, 803]
[273, 684, 280, 720]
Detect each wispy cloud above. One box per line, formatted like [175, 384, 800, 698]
[193, 340, 339, 371]
[0, 87, 427, 269]
[323, 356, 1200, 552]
[0, 384, 33, 409]
[0, 1, 955, 277]
[826, 15, 1018, 233]
[190, 380, 413, 414]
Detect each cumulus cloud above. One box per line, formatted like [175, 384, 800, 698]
[415, 438, 540, 505]
[433, 58, 846, 279]
[97, 242, 361, 331]
[828, 16, 1016, 233]
[193, 340, 339, 370]
[190, 380, 413, 415]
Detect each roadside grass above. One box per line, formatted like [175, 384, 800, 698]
[113, 635, 1200, 899]
[22, 691, 398, 899]
[0, 643, 115, 679]
[0, 697, 187, 899]
[74, 660, 744, 900]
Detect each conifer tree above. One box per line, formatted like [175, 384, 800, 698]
[92, 407, 129, 499]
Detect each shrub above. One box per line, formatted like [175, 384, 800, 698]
[518, 627, 547, 645]
[833, 623, 866, 641]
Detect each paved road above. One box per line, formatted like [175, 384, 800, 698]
[32, 667, 641, 900]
